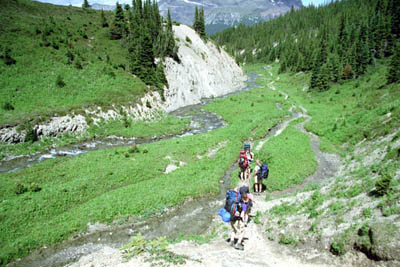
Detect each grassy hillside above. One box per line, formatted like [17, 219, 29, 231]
[0, 0, 147, 127]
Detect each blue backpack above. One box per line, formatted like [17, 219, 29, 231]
[224, 190, 241, 221]
[260, 164, 269, 179]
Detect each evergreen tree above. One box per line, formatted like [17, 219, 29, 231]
[387, 42, 400, 84]
[165, 9, 176, 57]
[100, 9, 109, 28]
[193, 7, 199, 32]
[317, 63, 330, 91]
[390, 0, 400, 38]
[198, 8, 206, 38]
[109, 2, 126, 40]
[356, 24, 369, 76]
[138, 29, 156, 85]
[82, 0, 90, 9]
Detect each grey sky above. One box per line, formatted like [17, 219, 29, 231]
[36, 0, 332, 7]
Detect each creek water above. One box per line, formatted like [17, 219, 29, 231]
[1, 76, 259, 174]
[7, 75, 263, 267]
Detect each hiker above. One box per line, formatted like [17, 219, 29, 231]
[245, 145, 254, 179]
[254, 161, 269, 194]
[253, 160, 262, 193]
[240, 188, 253, 226]
[227, 187, 246, 250]
[238, 150, 248, 180]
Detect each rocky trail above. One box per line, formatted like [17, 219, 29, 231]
[66, 68, 347, 267]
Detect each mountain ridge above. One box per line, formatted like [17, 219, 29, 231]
[90, 0, 303, 34]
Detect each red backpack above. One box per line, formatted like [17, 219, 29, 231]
[238, 150, 248, 169]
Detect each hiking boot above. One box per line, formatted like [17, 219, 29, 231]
[235, 243, 244, 250]
[230, 240, 235, 247]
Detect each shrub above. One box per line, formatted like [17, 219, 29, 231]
[146, 100, 152, 109]
[375, 174, 392, 196]
[56, 74, 66, 88]
[15, 183, 28, 195]
[74, 57, 83, 69]
[358, 223, 370, 236]
[185, 36, 192, 44]
[278, 233, 294, 245]
[128, 144, 140, 154]
[25, 123, 38, 143]
[2, 102, 14, 111]
[362, 208, 372, 218]
[29, 183, 42, 192]
[330, 239, 345, 255]
[66, 50, 74, 64]
[2, 48, 16, 65]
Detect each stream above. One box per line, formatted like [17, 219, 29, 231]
[7, 74, 262, 267]
[1, 75, 259, 174]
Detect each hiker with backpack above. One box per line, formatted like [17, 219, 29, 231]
[253, 160, 269, 193]
[244, 144, 254, 179]
[221, 187, 246, 250]
[253, 160, 262, 193]
[239, 186, 253, 227]
[238, 150, 248, 180]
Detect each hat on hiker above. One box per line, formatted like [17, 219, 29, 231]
[239, 186, 249, 197]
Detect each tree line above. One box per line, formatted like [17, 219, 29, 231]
[106, 0, 178, 95]
[212, 0, 400, 90]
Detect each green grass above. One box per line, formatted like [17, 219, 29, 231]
[88, 114, 191, 138]
[261, 124, 317, 191]
[0, 0, 147, 126]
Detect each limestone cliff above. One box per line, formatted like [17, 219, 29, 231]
[163, 25, 245, 112]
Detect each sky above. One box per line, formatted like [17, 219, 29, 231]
[36, 0, 331, 7]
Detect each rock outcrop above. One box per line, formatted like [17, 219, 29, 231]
[0, 92, 166, 143]
[164, 25, 245, 112]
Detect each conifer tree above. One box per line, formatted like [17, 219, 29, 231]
[390, 0, 400, 38]
[165, 9, 176, 57]
[82, 0, 90, 9]
[100, 9, 109, 28]
[110, 2, 126, 40]
[317, 63, 330, 91]
[198, 8, 206, 38]
[193, 7, 199, 32]
[356, 24, 369, 76]
[138, 29, 156, 85]
[387, 42, 400, 84]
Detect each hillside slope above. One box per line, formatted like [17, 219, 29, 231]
[0, 0, 146, 126]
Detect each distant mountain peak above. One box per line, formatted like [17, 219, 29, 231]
[91, 0, 303, 35]
[157, 0, 302, 34]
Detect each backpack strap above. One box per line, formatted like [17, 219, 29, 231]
[232, 191, 239, 215]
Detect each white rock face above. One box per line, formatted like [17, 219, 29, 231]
[163, 25, 246, 112]
[0, 92, 166, 143]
